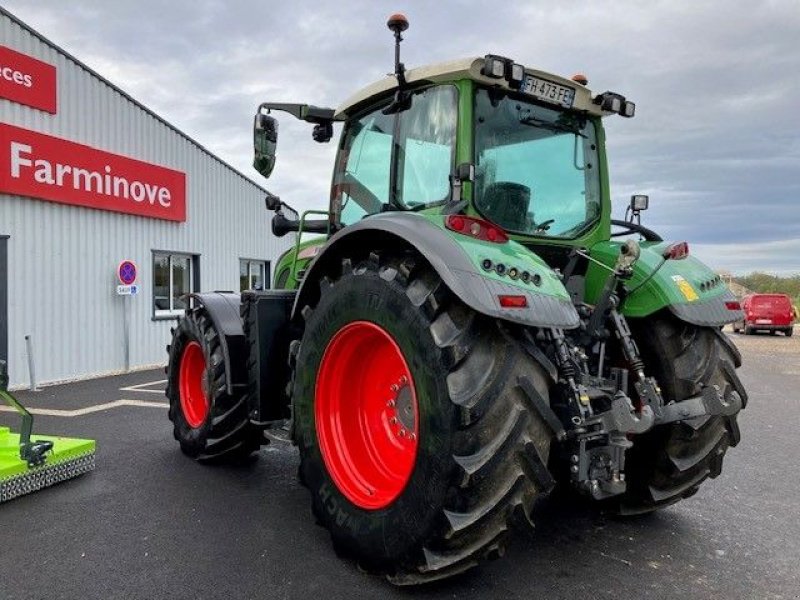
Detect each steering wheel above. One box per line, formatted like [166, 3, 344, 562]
[610, 219, 662, 242]
[534, 219, 555, 233]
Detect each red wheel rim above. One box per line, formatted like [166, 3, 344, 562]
[315, 321, 419, 510]
[179, 341, 209, 428]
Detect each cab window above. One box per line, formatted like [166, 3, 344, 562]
[474, 88, 601, 238]
[332, 85, 457, 226]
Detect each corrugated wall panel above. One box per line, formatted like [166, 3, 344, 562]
[0, 11, 294, 388]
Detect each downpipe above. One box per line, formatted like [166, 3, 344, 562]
[24, 334, 38, 392]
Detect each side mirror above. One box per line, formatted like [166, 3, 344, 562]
[253, 113, 278, 178]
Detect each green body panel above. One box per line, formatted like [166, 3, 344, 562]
[417, 213, 571, 301]
[274, 237, 325, 290]
[0, 425, 95, 481]
[585, 241, 730, 317]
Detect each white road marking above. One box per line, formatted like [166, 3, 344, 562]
[119, 379, 167, 394]
[0, 399, 168, 418]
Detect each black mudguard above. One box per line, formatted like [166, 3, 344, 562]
[188, 291, 296, 422]
[292, 214, 579, 329]
[187, 292, 247, 397]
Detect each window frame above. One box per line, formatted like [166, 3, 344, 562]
[239, 258, 271, 292]
[151, 250, 199, 321]
[330, 84, 460, 226]
[472, 86, 602, 240]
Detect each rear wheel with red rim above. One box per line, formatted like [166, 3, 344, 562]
[292, 253, 555, 584]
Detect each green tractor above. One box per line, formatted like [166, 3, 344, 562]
[165, 14, 746, 584]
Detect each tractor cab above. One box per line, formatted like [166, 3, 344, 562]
[253, 14, 641, 281]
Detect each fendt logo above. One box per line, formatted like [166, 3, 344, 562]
[0, 123, 186, 222]
[0, 46, 57, 113]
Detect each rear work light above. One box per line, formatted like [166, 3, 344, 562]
[445, 215, 509, 243]
[498, 294, 528, 308]
[663, 241, 689, 260]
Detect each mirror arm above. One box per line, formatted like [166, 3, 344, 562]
[257, 102, 335, 124]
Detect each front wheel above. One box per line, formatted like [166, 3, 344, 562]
[166, 307, 261, 461]
[292, 254, 555, 584]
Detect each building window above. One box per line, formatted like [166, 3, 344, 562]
[153, 252, 196, 318]
[240, 259, 270, 291]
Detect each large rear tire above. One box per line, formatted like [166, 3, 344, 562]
[292, 254, 555, 584]
[166, 307, 261, 461]
[615, 316, 746, 514]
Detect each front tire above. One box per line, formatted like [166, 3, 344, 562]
[166, 307, 261, 461]
[615, 316, 746, 514]
[292, 254, 555, 584]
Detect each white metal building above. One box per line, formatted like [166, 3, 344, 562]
[0, 8, 291, 389]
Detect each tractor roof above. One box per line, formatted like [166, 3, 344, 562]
[334, 56, 607, 120]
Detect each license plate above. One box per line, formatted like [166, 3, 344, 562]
[756, 319, 772, 324]
[520, 75, 575, 108]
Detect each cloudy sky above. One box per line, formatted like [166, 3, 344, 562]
[5, 0, 799, 274]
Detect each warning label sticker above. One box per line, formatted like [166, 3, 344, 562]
[671, 275, 699, 302]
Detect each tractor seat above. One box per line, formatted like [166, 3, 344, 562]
[480, 182, 531, 232]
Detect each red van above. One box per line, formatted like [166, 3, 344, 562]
[733, 294, 795, 336]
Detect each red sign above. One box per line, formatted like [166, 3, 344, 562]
[0, 46, 57, 114]
[118, 260, 138, 285]
[0, 123, 186, 222]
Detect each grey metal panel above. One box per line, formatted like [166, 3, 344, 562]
[295, 213, 580, 329]
[668, 291, 743, 327]
[0, 13, 293, 387]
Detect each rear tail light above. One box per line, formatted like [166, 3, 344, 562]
[663, 241, 689, 260]
[725, 301, 741, 311]
[498, 294, 528, 308]
[445, 215, 508, 243]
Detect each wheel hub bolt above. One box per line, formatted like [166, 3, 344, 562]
[399, 375, 408, 385]
[390, 384, 399, 392]
[399, 429, 406, 437]
[387, 399, 396, 408]
[390, 417, 398, 425]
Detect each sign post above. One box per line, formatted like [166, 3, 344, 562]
[116, 261, 138, 372]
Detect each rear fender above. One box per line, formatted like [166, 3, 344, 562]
[585, 241, 744, 327]
[292, 213, 579, 329]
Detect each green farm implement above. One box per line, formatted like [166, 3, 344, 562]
[0, 361, 95, 503]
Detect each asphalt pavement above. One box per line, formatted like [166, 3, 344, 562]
[1, 329, 798, 600]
